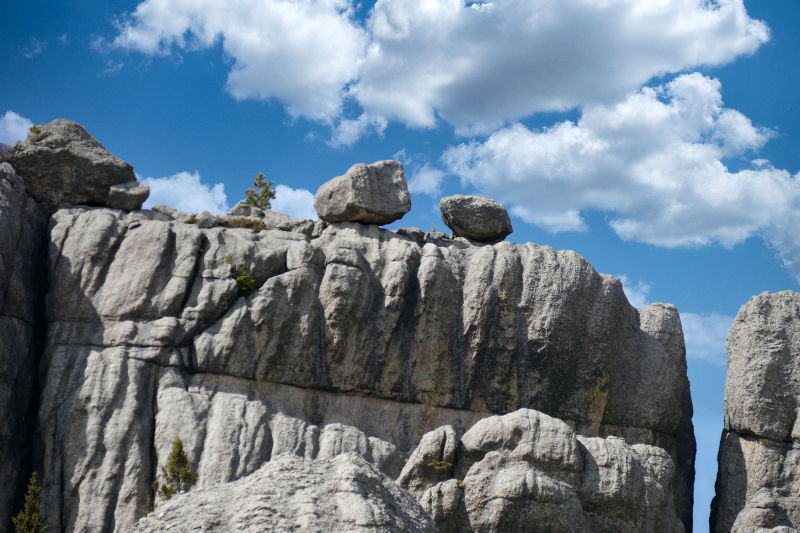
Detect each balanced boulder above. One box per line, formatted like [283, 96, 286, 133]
[314, 160, 411, 224]
[439, 194, 512, 242]
[7, 119, 147, 211]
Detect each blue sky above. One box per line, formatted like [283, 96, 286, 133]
[2, 0, 799, 528]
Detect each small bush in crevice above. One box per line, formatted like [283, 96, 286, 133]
[144, 437, 197, 516]
[225, 254, 256, 297]
[428, 460, 452, 471]
[13, 471, 48, 533]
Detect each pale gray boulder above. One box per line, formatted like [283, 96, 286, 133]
[133, 453, 437, 533]
[712, 291, 800, 532]
[314, 160, 411, 224]
[398, 425, 458, 499]
[439, 194, 513, 242]
[106, 180, 150, 211]
[404, 409, 685, 533]
[7, 119, 137, 210]
[0, 163, 47, 531]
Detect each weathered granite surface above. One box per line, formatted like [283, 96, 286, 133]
[711, 291, 800, 532]
[133, 453, 438, 533]
[30, 205, 694, 532]
[404, 409, 685, 533]
[0, 163, 47, 531]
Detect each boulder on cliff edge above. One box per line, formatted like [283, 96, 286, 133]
[7, 119, 148, 211]
[439, 194, 513, 242]
[314, 160, 411, 224]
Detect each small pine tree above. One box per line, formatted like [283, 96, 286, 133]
[244, 172, 276, 210]
[13, 472, 48, 533]
[150, 437, 197, 507]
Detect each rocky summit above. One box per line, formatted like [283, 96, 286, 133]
[0, 118, 725, 533]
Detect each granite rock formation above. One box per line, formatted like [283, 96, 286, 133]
[7, 119, 147, 211]
[0, 121, 696, 532]
[0, 163, 48, 530]
[711, 291, 800, 532]
[439, 195, 513, 242]
[314, 160, 411, 224]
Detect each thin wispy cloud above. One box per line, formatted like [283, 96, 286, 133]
[22, 37, 46, 58]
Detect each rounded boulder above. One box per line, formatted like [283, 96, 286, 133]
[439, 194, 513, 242]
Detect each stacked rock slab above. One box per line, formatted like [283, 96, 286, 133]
[314, 160, 411, 224]
[33, 204, 694, 531]
[7, 119, 149, 212]
[711, 291, 800, 532]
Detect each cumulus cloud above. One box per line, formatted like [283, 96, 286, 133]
[618, 276, 651, 308]
[111, 0, 768, 136]
[681, 312, 733, 366]
[442, 73, 800, 278]
[141, 171, 229, 214]
[271, 184, 317, 220]
[113, 0, 368, 122]
[0, 111, 34, 145]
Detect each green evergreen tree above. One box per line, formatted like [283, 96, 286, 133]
[244, 172, 276, 210]
[150, 437, 198, 508]
[13, 472, 48, 533]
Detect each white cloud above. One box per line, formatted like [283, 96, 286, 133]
[407, 163, 445, 197]
[271, 184, 317, 220]
[113, 0, 369, 122]
[102, 61, 124, 75]
[680, 312, 733, 366]
[442, 73, 800, 279]
[22, 37, 46, 58]
[141, 171, 229, 214]
[111, 0, 768, 138]
[618, 275, 651, 308]
[0, 111, 34, 145]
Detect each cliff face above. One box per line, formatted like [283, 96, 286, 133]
[0, 163, 47, 529]
[0, 119, 695, 533]
[711, 291, 800, 532]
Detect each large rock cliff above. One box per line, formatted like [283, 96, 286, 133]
[0, 119, 695, 533]
[711, 291, 800, 532]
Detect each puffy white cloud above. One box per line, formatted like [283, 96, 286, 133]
[141, 171, 229, 214]
[407, 163, 446, 197]
[111, 0, 768, 135]
[618, 275, 651, 308]
[0, 111, 34, 145]
[443, 73, 800, 278]
[271, 184, 317, 219]
[680, 312, 733, 366]
[113, 0, 368, 121]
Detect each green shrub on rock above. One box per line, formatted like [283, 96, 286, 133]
[13, 472, 48, 533]
[225, 254, 256, 297]
[244, 172, 275, 210]
[145, 437, 197, 515]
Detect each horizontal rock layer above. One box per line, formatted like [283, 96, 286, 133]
[34, 206, 694, 532]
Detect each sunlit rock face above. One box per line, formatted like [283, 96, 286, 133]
[711, 291, 800, 533]
[30, 204, 693, 532]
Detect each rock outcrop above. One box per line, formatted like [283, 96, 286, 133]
[711, 291, 800, 532]
[0, 163, 47, 530]
[440, 194, 513, 242]
[0, 122, 697, 532]
[29, 203, 694, 532]
[7, 119, 148, 211]
[314, 160, 411, 224]
[403, 409, 685, 533]
[133, 453, 437, 533]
